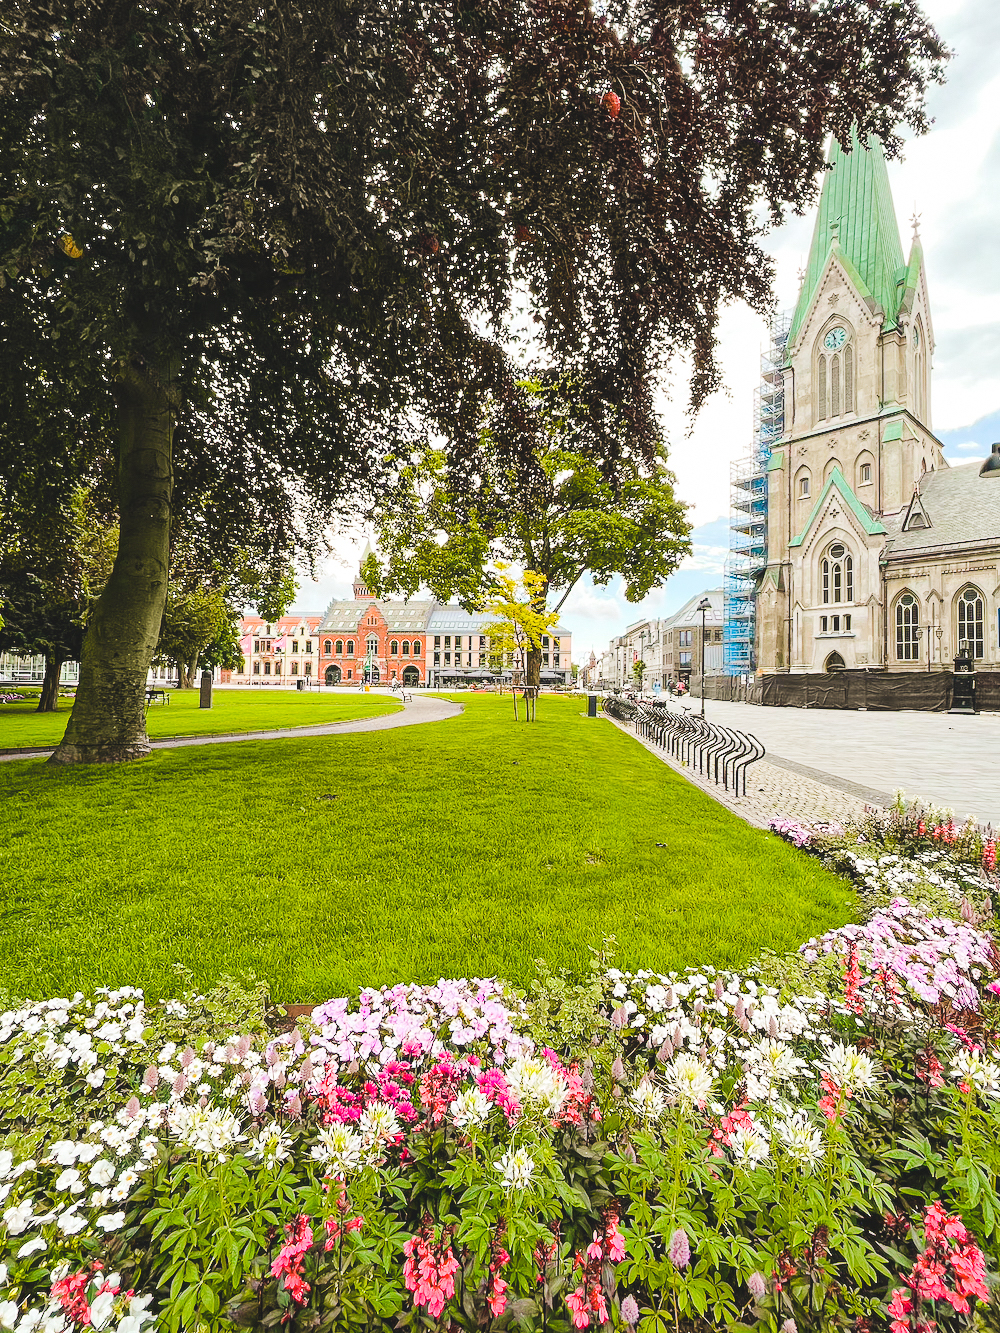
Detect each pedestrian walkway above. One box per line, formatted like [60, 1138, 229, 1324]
[0, 693, 463, 763]
[609, 695, 1000, 830]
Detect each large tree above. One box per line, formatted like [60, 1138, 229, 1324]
[363, 378, 692, 688]
[0, 0, 946, 761]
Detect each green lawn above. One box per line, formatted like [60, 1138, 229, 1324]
[0, 687, 399, 749]
[0, 694, 853, 1003]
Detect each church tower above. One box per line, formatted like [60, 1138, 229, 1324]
[756, 128, 945, 675]
[353, 540, 375, 600]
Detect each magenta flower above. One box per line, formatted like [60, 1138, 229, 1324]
[620, 1295, 639, 1326]
[668, 1228, 690, 1269]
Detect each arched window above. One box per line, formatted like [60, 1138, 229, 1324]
[390, 640, 399, 655]
[412, 640, 421, 655]
[335, 639, 343, 655]
[291, 661, 298, 676]
[796, 468, 811, 499]
[366, 635, 378, 655]
[822, 543, 853, 604]
[401, 640, 410, 656]
[824, 651, 846, 673]
[957, 587, 985, 659]
[895, 594, 920, 661]
[323, 639, 332, 655]
[816, 324, 855, 422]
[347, 640, 355, 656]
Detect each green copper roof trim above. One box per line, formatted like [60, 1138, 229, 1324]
[883, 420, 903, 442]
[766, 450, 784, 471]
[788, 128, 906, 346]
[788, 467, 886, 547]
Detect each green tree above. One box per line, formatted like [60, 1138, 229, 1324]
[481, 569, 560, 720]
[0, 0, 945, 761]
[632, 659, 646, 691]
[364, 379, 692, 689]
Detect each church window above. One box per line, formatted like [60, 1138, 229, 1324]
[347, 640, 355, 656]
[820, 616, 828, 633]
[324, 639, 332, 655]
[831, 356, 841, 417]
[957, 588, 985, 659]
[335, 640, 343, 655]
[895, 594, 920, 661]
[859, 462, 872, 484]
[818, 357, 827, 421]
[831, 615, 840, 632]
[390, 640, 399, 655]
[817, 325, 855, 421]
[844, 346, 853, 413]
[799, 475, 810, 498]
[401, 640, 410, 656]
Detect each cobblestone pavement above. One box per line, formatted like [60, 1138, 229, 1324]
[607, 692, 1000, 830]
[604, 715, 875, 830]
[0, 693, 463, 762]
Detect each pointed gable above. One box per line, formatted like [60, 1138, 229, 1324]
[788, 468, 886, 548]
[788, 128, 906, 347]
[901, 485, 933, 532]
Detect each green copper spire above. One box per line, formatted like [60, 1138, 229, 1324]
[788, 128, 906, 346]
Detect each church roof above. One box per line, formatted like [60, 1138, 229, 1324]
[788, 129, 907, 346]
[882, 462, 1000, 557]
[788, 467, 886, 548]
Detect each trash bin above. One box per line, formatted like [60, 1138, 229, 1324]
[296, 679, 305, 692]
[587, 694, 598, 717]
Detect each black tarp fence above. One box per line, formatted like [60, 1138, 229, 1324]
[757, 670, 1000, 712]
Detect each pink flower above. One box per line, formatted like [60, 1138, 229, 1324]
[747, 1272, 767, 1299]
[668, 1228, 690, 1269]
[566, 1287, 590, 1328]
[488, 1275, 508, 1316]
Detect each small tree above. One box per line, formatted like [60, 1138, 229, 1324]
[632, 659, 646, 692]
[481, 570, 559, 721]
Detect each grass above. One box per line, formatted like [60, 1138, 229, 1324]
[0, 693, 854, 1003]
[0, 687, 399, 749]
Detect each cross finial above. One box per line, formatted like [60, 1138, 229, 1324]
[910, 209, 921, 240]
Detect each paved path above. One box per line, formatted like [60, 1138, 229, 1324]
[0, 693, 463, 763]
[609, 696, 1000, 831]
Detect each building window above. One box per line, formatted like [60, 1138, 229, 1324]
[274, 662, 281, 675]
[820, 616, 828, 633]
[434, 636, 440, 647]
[542, 636, 550, 648]
[957, 587, 985, 659]
[347, 669, 353, 679]
[543, 653, 549, 665]
[434, 652, 441, 665]
[554, 655, 560, 666]
[480, 636, 487, 648]
[831, 615, 839, 632]
[844, 614, 852, 631]
[895, 593, 920, 661]
[799, 475, 810, 498]
[444, 653, 451, 665]
[264, 661, 271, 675]
[304, 663, 312, 676]
[817, 325, 855, 421]
[335, 639, 343, 655]
[291, 662, 298, 676]
[305, 640, 312, 653]
[347, 640, 354, 656]
[679, 652, 692, 666]
[479, 654, 486, 666]
[823, 544, 853, 604]
[366, 635, 378, 654]
[252, 662, 260, 675]
[390, 640, 399, 655]
[401, 640, 410, 656]
[292, 640, 299, 653]
[859, 463, 872, 484]
[324, 639, 332, 655]
[413, 640, 420, 655]
[444, 636, 451, 648]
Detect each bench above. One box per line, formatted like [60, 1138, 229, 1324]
[145, 688, 170, 707]
[401, 691, 413, 702]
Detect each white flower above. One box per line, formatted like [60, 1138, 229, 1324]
[504, 1055, 567, 1116]
[664, 1053, 714, 1111]
[57, 1207, 87, 1236]
[75, 1144, 102, 1165]
[11, 1159, 36, 1179]
[952, 1049, 1000, 1098]
[0, 1263, 6, 1284]
[18, 1233, 47, 1257]
[96, 1211, 126, 1232]
[167, 1104, 244, 1160]
[0, 1301, 20, 1331]
[359, 1101, 400, 1147]
[55, 1168, 84, 1194]
[746, 1039, 809, 1083]
[450, 1088, 491, 1129]
[86, 1067, 106, 1089]
[245, 1127, 292, 1169]
[820, 1044, 880, 1096]
[89, 1291, 116, 1331]
[0, 1150, 12, 1180]
[774, 1112, 825, 1169]
[630, 1080, 667, 1123]
[88, 1159, 116, 1187]
[728, 1120, 770, 1167]
[311, 1124, 364, 1175]
[495, 1146, 535, 1190]
[3, 1200, 34, 1234]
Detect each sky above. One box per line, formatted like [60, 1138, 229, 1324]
[292, 0, 1000, 659]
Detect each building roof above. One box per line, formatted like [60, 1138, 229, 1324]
[882, 461, 1000, 558]
[664, 588, 724, 629]
[427, 604, 570, 636]
[788, 466, 886, 548]
[788, 129, 907, 346]
[317, 600, 437, 633]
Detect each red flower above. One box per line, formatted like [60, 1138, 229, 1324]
[601, 90, 620, 118]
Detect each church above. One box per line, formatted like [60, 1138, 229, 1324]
[741, 128, 1000, 704]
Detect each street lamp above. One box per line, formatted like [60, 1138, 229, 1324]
[697, 598, 712, 717]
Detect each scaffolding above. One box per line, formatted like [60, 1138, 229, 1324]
[723, 313, 790, 677]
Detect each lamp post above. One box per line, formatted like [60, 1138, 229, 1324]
[697, 598, 712, 717]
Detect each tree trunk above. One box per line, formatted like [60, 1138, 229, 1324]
[526, 645, 542, 693]
[49, 353, 177, 764]
[36, 654, 64, 712]
[177, 656, 197, 689]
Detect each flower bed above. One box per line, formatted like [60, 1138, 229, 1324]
[1, 803, 998, 1333]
